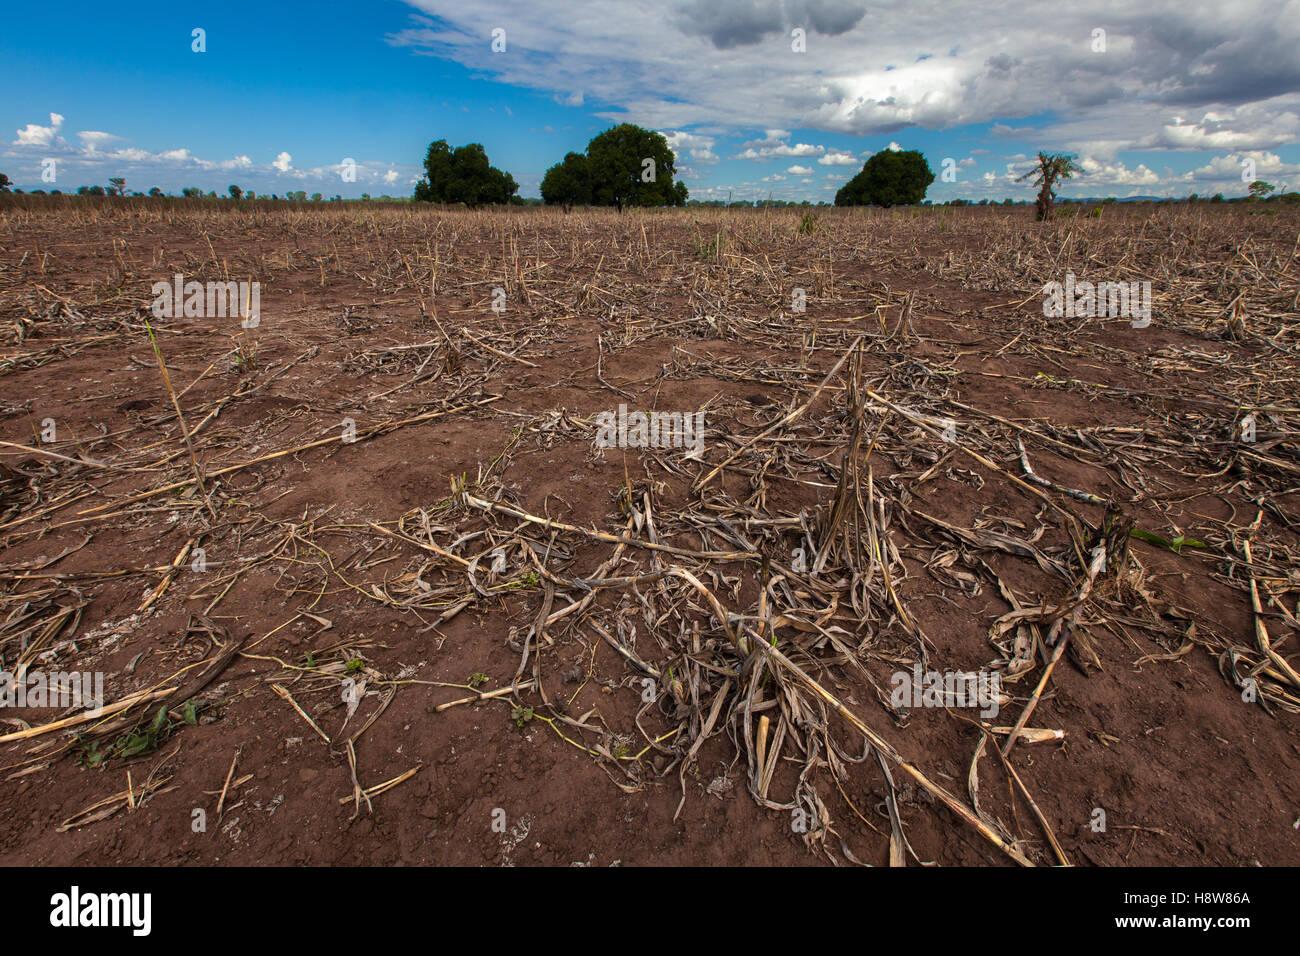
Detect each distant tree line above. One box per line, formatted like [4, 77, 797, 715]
[2, 156, 1295, 208]
[0, 172, 404, 202]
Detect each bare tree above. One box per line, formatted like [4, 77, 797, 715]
[1017, 152, 1082, 221]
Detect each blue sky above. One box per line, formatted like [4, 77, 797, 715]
[3, 0, 1297, 201]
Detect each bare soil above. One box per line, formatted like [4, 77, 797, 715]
[0, 199, 1296, 867]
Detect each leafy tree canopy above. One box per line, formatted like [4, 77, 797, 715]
[542, 124, 688, 210]
[540, 152, 592, 208]
[414, 140, 518, 206]
[586, 124, 686, 209]
[835, 150, 935, 207]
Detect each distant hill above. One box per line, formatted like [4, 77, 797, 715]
[1061, 195, 1168, 203]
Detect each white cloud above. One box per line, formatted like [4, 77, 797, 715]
[78, 131, 121, 151]
[1148, 107, 1300, 152]
[1076, 156, 1163, 185]
[663, 130, 719, 166]
[735, 138, 825, 160]
[744, 130, 791, 147]
[1190, 150, 1299, 191]
[15, 112, 64, 146]
[787, 164, 813, 175]
[272, 151, 293, 173]
[817, 150, 858, 166]
[390, 0, 1300, 165]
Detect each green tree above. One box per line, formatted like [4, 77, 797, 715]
[182, 186, 200, 198]
[415, 140, 454, 201]
[0, 172, 11, 193]
[107, 177, 126, 196]
[1248, 180, 1275, 200]
[540, 152, 592, 210]
[834, 149, 934, 207]
[1015, 152, 1082, 221]
[228, 184, 243, 200]
[583, 124, 686, 210]
[148, 187, 164, 197]
[413, 140, 517, 206]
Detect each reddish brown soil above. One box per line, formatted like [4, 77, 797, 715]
[0, 199, 1296, 867]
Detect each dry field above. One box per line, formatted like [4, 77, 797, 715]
[0, 198, 1297, 866]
